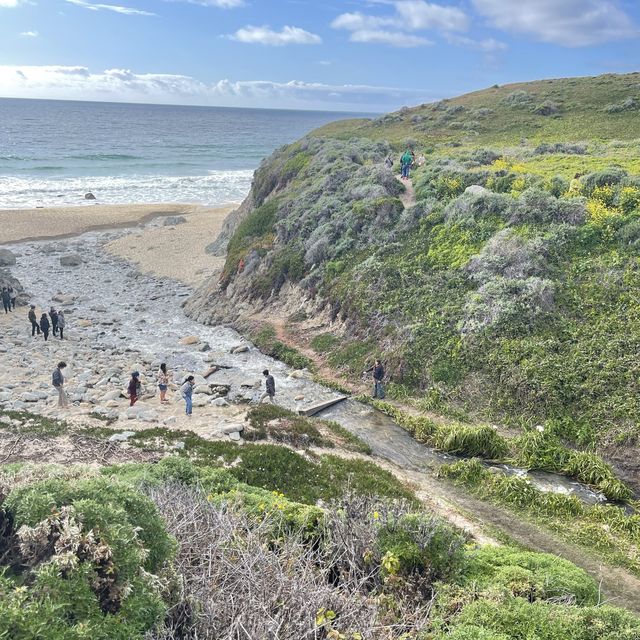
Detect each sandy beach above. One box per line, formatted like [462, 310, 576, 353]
[0, 203, 231, 245]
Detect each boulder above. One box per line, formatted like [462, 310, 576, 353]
[180, 336, 200, 345]
[231, 345, 249, 354]
[20, 392, 40, 403]
[213, 397, 229, 407]
[108, 431, 136, 442]
[194, 385, 212, 395]
[464, 185, 488, 196]
[228, 431, 242, 441]
[221, 422, 243, 434]
[0, 249, 16, 266]
[163, 216, 187, 226]
[60, 254, 82, 267]
[84, 192, 96, 200]
[78, 319, 93, 327]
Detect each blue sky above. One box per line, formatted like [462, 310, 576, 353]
[0, 0, 639, 111]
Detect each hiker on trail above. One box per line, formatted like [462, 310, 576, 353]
[158, 363, 171, 404]
[385, 156, 393, 169]
[52, 361, 69, 408]
[1, 288, 11, 314]
[372, 359, 386, 399]
[39, 313, 50, 341]
[57, 310, 65, 340]
[49, 307, 59, 336]
[181, 375, 195, 416]
[28, 305, 40, 336]
[260, 369, 276, 404]
[416, 153, 426, 167]
[8, 286, 16, 310]
[400, 149, 413, 180]
[128, 371, 141, 406]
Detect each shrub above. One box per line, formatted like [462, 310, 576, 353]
[508, 188, 586, 226]
[582, 167, 628, 195]
[604, 97, 639, 113]
[311, 332, 340, 353]
[432, 424, 509, 460]
[444, 192, 512, 226]
[501, 90, 533, 108]
[533, 101, 560, 116]
[534, 142, 587, 155]
[617, 218, 640, 252]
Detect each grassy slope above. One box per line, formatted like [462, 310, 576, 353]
[203, 72, 640, 493]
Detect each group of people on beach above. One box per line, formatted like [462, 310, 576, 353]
[1, 287, 17, 313]
[28, 305, 65, 341]
[384, 149, 426, 181]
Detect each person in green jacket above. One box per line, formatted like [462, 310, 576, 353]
[400, 149, 413, 180]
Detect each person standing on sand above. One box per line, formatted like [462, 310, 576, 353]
[8, 286, 16, 310]
[158, 363, 171, 404]
[49, 307, 59, 336]
[259, 369, 276, 404]
[181, 375, 195, 416]
[28, 305, 40, 336]
[57, 310, 65, 340]
[52, 361, 69, 408]
[372, 359, 386, 399]
[1, 288, 11, 314]
[39, 313, 50, 341]
[128, 371, 141, 406]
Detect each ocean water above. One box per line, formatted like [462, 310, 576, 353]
[0, 98, 370, 209]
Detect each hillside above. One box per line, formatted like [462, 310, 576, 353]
[186, 72, 640, 491]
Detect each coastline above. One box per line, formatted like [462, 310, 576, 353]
[0, 203, 236, 245]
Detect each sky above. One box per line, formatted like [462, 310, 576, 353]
[0, 0, 639, 112]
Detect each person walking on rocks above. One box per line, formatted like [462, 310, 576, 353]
[57, 310, 66, 340]
[39, 313, 50, 341]
[400, 149, 413, 180]
[52, 361, 69, 408]
[260, 369, 276, 404]
[181, 375, 195, 416]
[158, 363, 171, 404]
[28, 305, 40, 336]
[372, 359, 386, 399]
[8, 286, 16, 310]
[1, 288, 11, 314]
[128, 371, 141, 406]
[49, 307, 59, 336]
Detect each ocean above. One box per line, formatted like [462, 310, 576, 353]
[0, 98, 371, 209]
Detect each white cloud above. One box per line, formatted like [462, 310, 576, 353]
[472, 0, 639, 46]
[332, 1, 468, 48]
[0, 64, 437, 111]
[20, 30, 39, 37]
[350, 30, 432, 47]
[446, 35, 507, 52]
[230, 25, 322, 46]
[165, 0, 244, 7]
[65, 0, 155, 16]
[395, 1, 468, 32]
[0, 0, 25, 6]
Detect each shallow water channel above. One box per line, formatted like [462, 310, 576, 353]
[7, 225, 606, 506]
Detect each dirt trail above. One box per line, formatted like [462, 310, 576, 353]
[397, 175, 417, 209]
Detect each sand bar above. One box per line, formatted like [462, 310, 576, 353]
[0, 203, 229, 245]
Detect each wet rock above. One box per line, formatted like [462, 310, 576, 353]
[197, 342, 211, 352]
[180, 336, 200, 345]
[294, 395, 305, 401]
[0, 249, 16, 266]
[163, 216, 187, 226]
[231, 345, 249, 354]
[84, 192, 96, 200]
[60, 254, 82, 267]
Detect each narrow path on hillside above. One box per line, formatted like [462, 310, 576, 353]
[396, 175, 416, 209]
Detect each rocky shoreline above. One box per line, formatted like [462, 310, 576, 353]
[0, 219, 337, 444]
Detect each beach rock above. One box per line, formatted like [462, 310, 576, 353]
[84, 192, 96, 200]
[180, 336, 199, 346]
[0, 249, 16, 266]
[60, 254, 82, 267]
[109, 431, 136, 442]
[213, 397, 229, 407]
[163, 216, 187, 226]
[231, 345, 249, 354]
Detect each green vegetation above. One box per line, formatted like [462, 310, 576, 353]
[439, 459, 640, 575]
[249, 324, 314, 370]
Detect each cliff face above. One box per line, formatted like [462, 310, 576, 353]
[187, 73, 640, 466]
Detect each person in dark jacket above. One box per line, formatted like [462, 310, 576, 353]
[28, 305, 40, 336]
[372, 359, 385, 399]
[52, 361, 69, 407]
[49, 307, 59, 336]
[260, 369, 276, 404]
[57, 310, 66, 340]
[39, 313, 50, 341]
[8, 286, 16, 310]
[1, 288, 11, 314]
[128, 371, 141, 406]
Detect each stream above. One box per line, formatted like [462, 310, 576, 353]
[4, 223, 607, 506]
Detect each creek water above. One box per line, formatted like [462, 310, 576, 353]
[5, 224, 606, 506]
